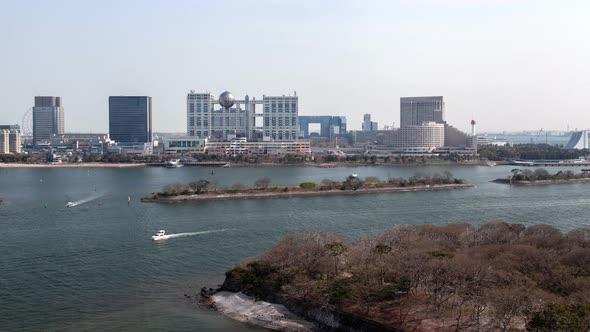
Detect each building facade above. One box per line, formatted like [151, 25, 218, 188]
[206, 139, 310, 156]
[187, 91, 299, 141]
[33, 96, 64, 145]
[374, 122, 445, 152]
[109, 96, 152, 143]
[262, 95, 298, 140]
[400, 96, 445, 128]
[49, 133, 111, 154]
[160, 137, 207, 154]
[362, 113, 378, 131]
[298, 115, 347, 139]
[0, 125, 22, 154]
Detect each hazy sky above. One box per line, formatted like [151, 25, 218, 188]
[2, 0, 589, 133]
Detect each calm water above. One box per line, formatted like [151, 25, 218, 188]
[1, 165, 590, 331]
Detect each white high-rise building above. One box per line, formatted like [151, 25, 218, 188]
[187, 92, 214, 138]
[0, 125, 22, 154]
[262, 95, 298, 140]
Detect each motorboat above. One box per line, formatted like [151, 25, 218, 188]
[152, 230, 168, 241]
[65, 202, 75, 208]
[166, 159, 184, 168]
[350, 173, 358, 178]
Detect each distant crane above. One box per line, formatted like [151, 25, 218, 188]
[531, 128, 544, 144]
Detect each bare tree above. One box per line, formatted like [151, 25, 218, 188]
[254, 177, 272, 189]
[188, 179, 210, 194]
[230, 182, 247, 191]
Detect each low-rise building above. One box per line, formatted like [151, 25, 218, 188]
[49, 133, 111, 154]
[206, 139, 310, 156]
[160, 137, 207, 154]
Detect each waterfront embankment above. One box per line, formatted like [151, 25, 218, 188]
[142, 183, 474, 203]
[0, 162, 146, 168]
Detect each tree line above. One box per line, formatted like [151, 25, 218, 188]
[478, 144, 589, 161]
[223, 222, 590, 331]
[510, 168, 590, 182]
[154, 173, 464, 197]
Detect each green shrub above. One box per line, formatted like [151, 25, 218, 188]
[299, 182, 317, 188]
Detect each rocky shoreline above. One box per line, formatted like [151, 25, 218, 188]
[200, 288, 400, 332]
[142, 183, 474, 203]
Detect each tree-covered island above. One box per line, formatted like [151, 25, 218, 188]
[141, 173, 472, 203]
[207, 223, 590, 331]
[494, 168, 590, 185]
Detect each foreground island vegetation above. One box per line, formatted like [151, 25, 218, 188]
[142, 173, 470, 203]
[217, 222, 590, 331]
[494, 168, 590, 185]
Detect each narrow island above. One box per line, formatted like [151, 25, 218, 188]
[493, 168, 590, 185]
[202, 222, 590, 332]
[141, 173, 473, 203]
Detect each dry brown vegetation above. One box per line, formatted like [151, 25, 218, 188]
[223, 223, 590, 331]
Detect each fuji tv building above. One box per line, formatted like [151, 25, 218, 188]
[187, 91, 299, 142]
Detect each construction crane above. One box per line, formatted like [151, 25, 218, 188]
[532, 128, 543, 143]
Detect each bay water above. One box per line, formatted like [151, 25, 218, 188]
[1, 165, 589, 331]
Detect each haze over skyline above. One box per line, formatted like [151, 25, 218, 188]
[2, 0, 589, 133]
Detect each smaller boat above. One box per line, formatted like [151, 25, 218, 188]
[166, 159, 184, 168]
[351, 173, 358, 178]
[222, 163, 230, 168]
[65, 202, 75, 208]
[152, 230, 168, 241]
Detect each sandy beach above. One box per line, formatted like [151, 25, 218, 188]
[0, 162, 146, 168]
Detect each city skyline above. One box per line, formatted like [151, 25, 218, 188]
[2, 1, 590, 133]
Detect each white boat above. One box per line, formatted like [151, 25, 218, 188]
[351, 173, 358, 178]
[152, 230, 168, 241]
[65, 202, 75, 208]
[166, 159, 184, 168]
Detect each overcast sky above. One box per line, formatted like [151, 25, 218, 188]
[2, 0, 589, 133]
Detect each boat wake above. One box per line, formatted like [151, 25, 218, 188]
[66, 193, 104, 207]
[153, 229, 228, 241]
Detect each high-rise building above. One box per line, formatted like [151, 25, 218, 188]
[109, 96, 152, 143]
[378, 122, 445, 152]
[262, 95, 298, 140]
[362, 114, 371, 131]
[33, 96, 64, 145]
[0, 125, 22, 154]
[362, 114, 378, 131]
[400, 96, 445, 128]
[187, 92, 214, 138]
[187, 91, 299, 141]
